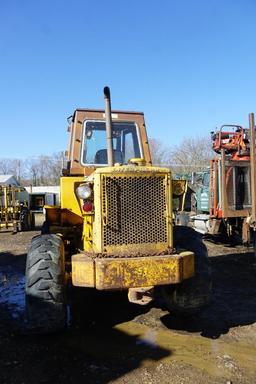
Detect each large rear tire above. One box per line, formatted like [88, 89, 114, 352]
[25, 234, 67, 333]
[161, 226, 212, 314]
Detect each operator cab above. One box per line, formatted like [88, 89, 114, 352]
[66, 109, 152, 176]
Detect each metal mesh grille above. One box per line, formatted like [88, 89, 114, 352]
[102, 175, 167, 247]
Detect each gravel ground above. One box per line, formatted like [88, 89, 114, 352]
[0, 229, 256, 384]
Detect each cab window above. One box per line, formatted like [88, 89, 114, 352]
[81, 120, 142, 165]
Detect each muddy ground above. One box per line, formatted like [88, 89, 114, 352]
[0, 230, 256, 384]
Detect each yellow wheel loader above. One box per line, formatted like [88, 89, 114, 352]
[25, 87, 211, 333]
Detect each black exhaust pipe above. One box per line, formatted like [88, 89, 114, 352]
[104, 86, 114, 166]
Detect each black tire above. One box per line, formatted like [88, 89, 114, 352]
[160, 226, 212, 314]
[41, 221, 50, 234]
[25, 234, 67, 333]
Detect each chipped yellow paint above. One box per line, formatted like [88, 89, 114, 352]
[72, 254, 95, 287]
[83, 214, 93, 251]
[71, 252, 194, 289]
[60, 176, 85, 216]
[182, 251, 195, 279]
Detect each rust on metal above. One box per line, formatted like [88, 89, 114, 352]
[71, 251, 194, 289]
[71, 254, 95, 287]
[128, 287, 154, 305]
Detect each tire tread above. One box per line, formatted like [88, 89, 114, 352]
[25, 234, 66, 333]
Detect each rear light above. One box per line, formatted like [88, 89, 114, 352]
[82, 201, 93, 213]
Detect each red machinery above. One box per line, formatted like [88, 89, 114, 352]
[210, 116, 256, 242]
[211, 125, 250, 160]
[193, 115, 256, 243]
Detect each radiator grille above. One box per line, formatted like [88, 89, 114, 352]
[102, 175, 168, 247]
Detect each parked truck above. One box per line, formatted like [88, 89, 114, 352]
[25, 87, 211, 333]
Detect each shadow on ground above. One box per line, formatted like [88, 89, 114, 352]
[1, 247, 256, 382]
[161, 251, 256, 339]
[0, 251, 170, 384]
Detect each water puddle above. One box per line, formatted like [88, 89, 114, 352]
[62, 318, 256, 381]
[113, 321, 256, 378]
[0, 265, 25, 321]
[135, 329, 157, 349]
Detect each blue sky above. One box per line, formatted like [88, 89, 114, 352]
[1, 0, 256, 158]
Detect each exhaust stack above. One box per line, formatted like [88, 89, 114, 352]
[104, 86, 114, 167]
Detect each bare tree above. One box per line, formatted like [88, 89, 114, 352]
[49, 152, 64, 185]
[24, 152, 64, 186]
[148, 138, 170, 165]
[0, 158, 25, 183]
[0, 159, 11, 174]
[167, 136, 214, 174]
[25, 159, 42, 186]
[0, 152, 64, 186]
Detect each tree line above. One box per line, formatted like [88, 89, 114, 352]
[0, 136, 214, 186]
[0, 152, 64, 186]
[149, 136, 214, 174]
